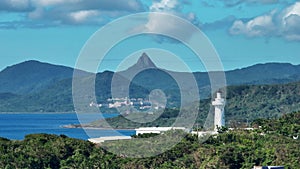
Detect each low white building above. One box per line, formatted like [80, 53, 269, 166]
[191, 131, 218, 137]
[253, 166, 284, 169]
[88, 136, 132, 143]
[135, 127, 186, 135]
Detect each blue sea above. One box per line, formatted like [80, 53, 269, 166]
[0, 113, 136, 140]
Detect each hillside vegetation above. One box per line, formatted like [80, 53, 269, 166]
[83, 81, 300, 129]
[1, 60, 300, 112]
[226, 82, 300, 122]
[0, 111, 299, 168]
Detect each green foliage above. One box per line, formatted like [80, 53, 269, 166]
[86, 81, 300, 129]
[1, 61, 300, 113]
[0, 60, 77, 94]
[225, 82, 300, 123]
[0, 111, 299, 168]
[90, 108, 180, 129]
[252, 111, 300, 137]
[217, 126, 229, 134]
[132, 133, 160, 138]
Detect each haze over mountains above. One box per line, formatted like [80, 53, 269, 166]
[0, 53, 300, 112]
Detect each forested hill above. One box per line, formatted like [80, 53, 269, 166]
[225, 62, 300, 85]
[225, 81, 300, 122]
[72, 81, 300, 130]
[0, 56, 300, 112]
[0, 60, 89, 94]
[0, 79, 299, 124]
[0, 111, 299, 168]
[1, 58, 300, 95]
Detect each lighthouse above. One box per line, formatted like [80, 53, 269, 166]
[212, 92, 225, 131]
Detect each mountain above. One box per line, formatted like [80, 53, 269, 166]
[117, 52, 158, 81]
[135, 52, 157, 68]
[123, 52, 157, 74]
[225, 62, 300, 85]
[0, 60, 89, 94]
[119, 57, 300, 106]
[2, 55, 300, 96]
[0, 70, 150, 112]
[1, 53, 300, 112]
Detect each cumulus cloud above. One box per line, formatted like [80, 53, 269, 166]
[30, 0, 144, 25]
[230, 11, 276, 36]
[32, 0, 80, 6]
[150, 0, 180, 12]
[0, 0, 197, 32]
[143, 0, 200, 43]
[229, 2, 300, 41]
[69, 10, 99, 23]
[149, 0, 198, 23]
[283, 14, 300, 40]
[145, 13, 195, 40]
[0, 0, 34, 12]
[0, 0, 145, 27]
[220, 0, 279, 7]
[281, 2, 300, 40]
[200, 0, 280, 8]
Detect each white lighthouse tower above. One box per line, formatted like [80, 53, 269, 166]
[212, 92, 225, 131]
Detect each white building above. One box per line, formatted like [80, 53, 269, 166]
[191, 131, 218, 136]
[88, 136, 132, 143]
[253, 166, 284, 169]
[135, 127, 186, 135]
[212, 92, 225, 131]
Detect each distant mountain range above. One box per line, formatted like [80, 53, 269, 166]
[0, 60, 89, 94]
[0, 53, 300, 112]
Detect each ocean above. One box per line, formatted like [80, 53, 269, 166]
[0, 113, 136, 140]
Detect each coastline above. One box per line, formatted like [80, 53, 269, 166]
[62, 124, 135, 130]
[0, 112, 76, 114]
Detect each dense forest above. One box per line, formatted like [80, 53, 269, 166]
[1, 59, 300, 113]
[79, 81, 300, 130]
[1, 111, 299, 168]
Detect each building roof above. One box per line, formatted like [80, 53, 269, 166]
[135, 127, 186, 131]
[88, 136, 132, 143]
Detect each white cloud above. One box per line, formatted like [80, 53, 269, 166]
[149, 0, 197, 22]
[8, 0, 30, 8]
[148, 0, 180, 26]
[282, 1, 300, 24]
[32, 0, 79, 6]
[230, 12, 275, 37]
[146, 13, 183, 33]
[229, 2, 300, 41]
[221, 0, 279, 7]
[281, 2, 300, 40]
[41, 0, 144, 25]
[69, 10, 100, 23]
[1, 0, 145, 27]
[150, 0, 179, 12]
[201, 0, 280, 8]
[0, 0, 198, 30]
[0, 0, 33, 12]
[142, 0, 200, 43]
[283, 14, 300, 40]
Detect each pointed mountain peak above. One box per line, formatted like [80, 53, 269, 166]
[118, 53, 158, 75]
[136, 52, 157, 68]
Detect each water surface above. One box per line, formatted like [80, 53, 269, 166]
[0, 113, 135, 140]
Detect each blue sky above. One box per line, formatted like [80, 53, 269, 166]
[0, 0, 300, 72]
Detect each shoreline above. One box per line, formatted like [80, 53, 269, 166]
[0, 112, 120, 114]
[0, 112, 76, 114]
[62, 124, 135, 130]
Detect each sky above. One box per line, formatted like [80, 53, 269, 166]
[0, 0, 300, 72]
